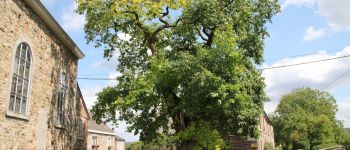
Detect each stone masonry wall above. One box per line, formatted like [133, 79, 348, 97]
[257, 115, 275, 150]
[87, 132, 116, 150]
[0, 0, 79, 149]
[74, 94, 89, 150]
[229, 114, 275, 150]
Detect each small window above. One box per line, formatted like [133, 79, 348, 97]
[9, 42, 32, 114]
[92, 136, 97, 145]
[55, 73, 68, 126]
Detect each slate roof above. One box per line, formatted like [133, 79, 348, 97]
[88, 112, 115, 134]
[115, 135, 125, 141]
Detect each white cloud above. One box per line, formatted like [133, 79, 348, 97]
[337, 101, 350, 127]
[263, 46, 350, 127]
[61, 1, 85, 32]
[81, 85, 103, 109]
[282, 0, 316, 10]
[317, 0, 350, 31]
[303, 26, 326, 41]
[283, 0, 350, 32]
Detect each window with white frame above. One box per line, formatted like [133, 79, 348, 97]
[92, 136, 97, 145]
[9, 42, 32, 114]
[55, 73, 68, 126]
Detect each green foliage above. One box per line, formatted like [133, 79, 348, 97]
[264, 142, 275, 150]
[127, 141, 143, 150]
[77, 0, 280, 148]
[270, 88, 348, 150]
[312, 143, 339, 150]
[344, 130, 350, 150]
[126, 139, 174, 150]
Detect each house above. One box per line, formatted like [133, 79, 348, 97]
[229, 113, 275, 150]
[257, 113, 275, 150]
[115, 135, 126, 150]
[0, 0, 89, 149]
[88, 113, 125, 150]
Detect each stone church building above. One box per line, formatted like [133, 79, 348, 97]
[0, 0, 89, 149]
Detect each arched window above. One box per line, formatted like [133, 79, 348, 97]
[9, 42, 32, 114]
[56, 72, 68, 126]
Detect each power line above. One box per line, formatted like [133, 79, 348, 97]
[321, 67, 350, 90]
[77, 77, 117, 80]
[264, 48, 343, 62]
[260, 54, 350, 70]
[76, 54, 350, 80]
[78, 73, 112, 76]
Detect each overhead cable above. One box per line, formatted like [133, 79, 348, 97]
[321, 68, 350, 90]
[260, 54, 350, 70]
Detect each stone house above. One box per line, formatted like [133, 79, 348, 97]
[115, 135, 126, 150]
[87, 113, 125, 150]
[229, 113, 275, 150]
[0, 0, 89, 149]
[257, 112, 275, 150]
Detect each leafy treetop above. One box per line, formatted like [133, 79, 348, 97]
[271, 88, 348, 150]
[77, 0, 279, 149]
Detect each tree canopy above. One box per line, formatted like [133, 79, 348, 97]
[270, 88, 349, 150]
[77, 0, 279, 148]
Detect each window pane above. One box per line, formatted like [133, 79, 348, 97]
[21, 44, 27, 59]
[19, 59, 25, 77]
[17, 78, 23, 95]
[21, 97, 26, 113]
[15, 97, 21, 113]
[58, 92, 62, 111]
[11, 76, 17, 93]
[9, 95, 15, 111]
[62, 92, 66, 108]
[23, 79, 28, 96]
[26, 49, 31, 62]
[25, 64, 30, 79]
[59, 110, 64, 125]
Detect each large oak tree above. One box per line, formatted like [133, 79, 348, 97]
[77, 0, 279, 149]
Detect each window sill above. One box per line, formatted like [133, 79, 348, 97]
[6, 111, 30, 121]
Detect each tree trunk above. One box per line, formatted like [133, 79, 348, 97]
[177, 140, 197, 150]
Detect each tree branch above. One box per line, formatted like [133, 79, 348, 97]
[201, 26, 216, 47]
[122, 11, 148, 33]
[155, 7, 181, 35]
[154, 18, 181, 35]
[205, 29, 215, 47]
[196, 28, 208, 41]
[159, 7, 170, 26]
[120, 7, 182, 56]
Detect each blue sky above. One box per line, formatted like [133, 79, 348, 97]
[42, 0, 350, 142]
